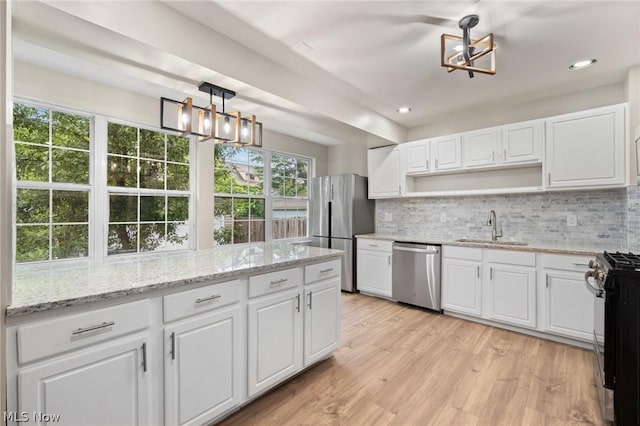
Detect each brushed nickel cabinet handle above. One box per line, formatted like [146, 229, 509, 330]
[426, 159, 430, 169]
[320, 268, 334, 273]
[477, 266, 480, 278]
[295, 294, 300, 313]
[435, 158, 439, 169]
[503, 149, 507, 161]
[492, 151, 495, 162]
[546, 274, 550, 288]
[72, 321, 115, 336]
[142, 342, 147, 373]
[547, 173, 551, 185]
[308, 291, 313, 309]
[195, 294, 221, 304]
[270, 278, 288, 286]
[573, 262, 590, 267]
[170, 332, 176, 360]
[490, 267, 493, 280]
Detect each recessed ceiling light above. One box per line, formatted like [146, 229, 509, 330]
[396, 106, 411, 114]
[569, 59, 597, 70]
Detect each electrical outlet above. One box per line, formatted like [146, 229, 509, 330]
[567, 214, 577, 227]
[440, 213, 447, 223]
[384, 212, 393, 222]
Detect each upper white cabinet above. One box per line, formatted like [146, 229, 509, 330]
[431, 134, 462, 171]
[545, 104, 625, 189]
[463, 127, 500, 168]
[368, 146, 401, 198]
[501, 119, 542, 165]
[404, 139, 431, 173]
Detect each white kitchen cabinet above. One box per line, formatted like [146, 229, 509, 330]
[442, 246, 483, 317]
[404, 139, 431, 173]
[247, 288, 303, 397]
[304, 278, 340, 366]
[357, 238, 393, 297]
[501, 119, 542, 165]
[431, 134, 462, 171]
[463, 127, 500, 168]
[164, 306, 241, 426]
[545, 104, 625, 189]
[542, 254, 596, 341]
[368, 145, 401, 198]
[18, 334, 151, 426]
[486, 263, 537, 329]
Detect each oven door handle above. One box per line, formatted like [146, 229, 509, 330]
[584, 271, 604, 298]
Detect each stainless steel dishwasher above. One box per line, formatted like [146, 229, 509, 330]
[392, 242, 441, 311]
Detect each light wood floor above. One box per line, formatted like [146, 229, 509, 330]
[220, 293, 604, 426]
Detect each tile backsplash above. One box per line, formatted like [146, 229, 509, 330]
[376, 187, 638, 251]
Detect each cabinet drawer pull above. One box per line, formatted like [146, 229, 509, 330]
[435, 158, 439, 169]
[308, 291, 313, 309]
[170, 332, 176, 360]
[572, 262, 589, 267]
[195, 294, 221, 304]
[492, 151, 495, 162]
[320, 268, 334, 273]
[476, 266, 480, 278]
[503, 149, 507, 161]
[546, 274, 550, 288]
[490, 267, 493, 280]
[368, 244, 378, 247]
[270, 278, 288, 286]
[426, 159, 430, 170]
[296, 294, 300, 313]
[547, 172, 551, 185]
[71, 321, 115, 336]
[142, 342, 147, 373]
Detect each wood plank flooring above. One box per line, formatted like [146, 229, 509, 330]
[219, 293, 604, 426]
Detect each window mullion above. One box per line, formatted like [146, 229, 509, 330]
[93, 116, 108, 259]
[265, 150, 273, 244]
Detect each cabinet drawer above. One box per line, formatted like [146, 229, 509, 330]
[542, 254, 592, 272]
[357, 238, 393, 252]
[486, 249, 536, 266]
[443, 245, 483, 261]
[249, 267, 301, 298]
[163, 280, 240, 323]
[305, 259, 341, 284]
[17, 300, 150, 365]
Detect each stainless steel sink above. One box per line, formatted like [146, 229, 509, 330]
[455, 239, 528, 246]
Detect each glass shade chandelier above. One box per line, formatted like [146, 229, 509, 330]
[160, 82, 262, 147]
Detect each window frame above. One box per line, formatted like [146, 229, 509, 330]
[212, 146, 312, 246]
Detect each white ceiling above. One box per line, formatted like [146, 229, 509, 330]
[10, 1, 640, 147]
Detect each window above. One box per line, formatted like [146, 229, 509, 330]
[213, 146, 310, 245]
[107, 122, 191, 255]
[13, 103, 91, 262]
[213, 146, 265, 245]
[271, 153, 309, 240]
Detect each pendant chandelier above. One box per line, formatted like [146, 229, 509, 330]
[160, 82, 262, 147]
[441, 15, 496, 78]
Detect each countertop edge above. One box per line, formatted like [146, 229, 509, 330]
[6, 251, 343, 318]
[355, 234, 600, 256]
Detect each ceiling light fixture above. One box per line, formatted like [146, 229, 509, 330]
[396, 106, 412, 114]
[569, 59, 597, 70]
[441, 14, 496, 78]
[160, 82, 262, 147]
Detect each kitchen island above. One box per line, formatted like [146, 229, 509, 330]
[5, 243, 343, 426]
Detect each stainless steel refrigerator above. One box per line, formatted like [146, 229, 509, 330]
[309, 174, 375, 292]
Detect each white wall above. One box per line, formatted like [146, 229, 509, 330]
[625, 66, 640, 180]
[408, 82, 626, 140]
[327, 142, 369, 176]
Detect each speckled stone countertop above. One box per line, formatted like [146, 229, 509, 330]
[7, 243, 343, 317]
[356, 233, 607, 256]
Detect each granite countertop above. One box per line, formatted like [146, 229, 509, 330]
[356, 233, 606, 256]
[7, 243, 343, 317]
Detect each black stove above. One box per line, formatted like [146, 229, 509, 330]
[591, 251, 640, 425]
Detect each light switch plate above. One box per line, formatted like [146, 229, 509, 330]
[384, 212, 393, 222]
[440, 213, 447, 223]
[567, 214, 577, 227]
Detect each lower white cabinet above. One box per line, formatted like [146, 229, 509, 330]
[164, 306, 241, 426]
[357, 238, 392, 297]
[486, 263, 537, 329]
[442, 258, 482, 317]
[304, 279, 340, 366]
[247, 288, 303, 397]
[18, 334, 151, 426]
[541, 254, 596, 341]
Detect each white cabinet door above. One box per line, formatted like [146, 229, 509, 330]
[442, 258, 482, 317]
[19, 335, 150, 426]
[432, 134, 462, 171]
[545, 104, 625, 188]
[356, 249, 392, 297]
[304, 279, 340, 366]
[501, 119, 542, 165]
[543, 270, 595, 341]
[405, 139, 431, 173]
[164, 306, 241, 426]
[367, 146, 400, 198]
[463, 128, 499, 168]
[486, 264, 537, 328]
[247, 289, 302, 397]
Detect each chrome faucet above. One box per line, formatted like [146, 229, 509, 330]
[486, 210, 503, 242]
